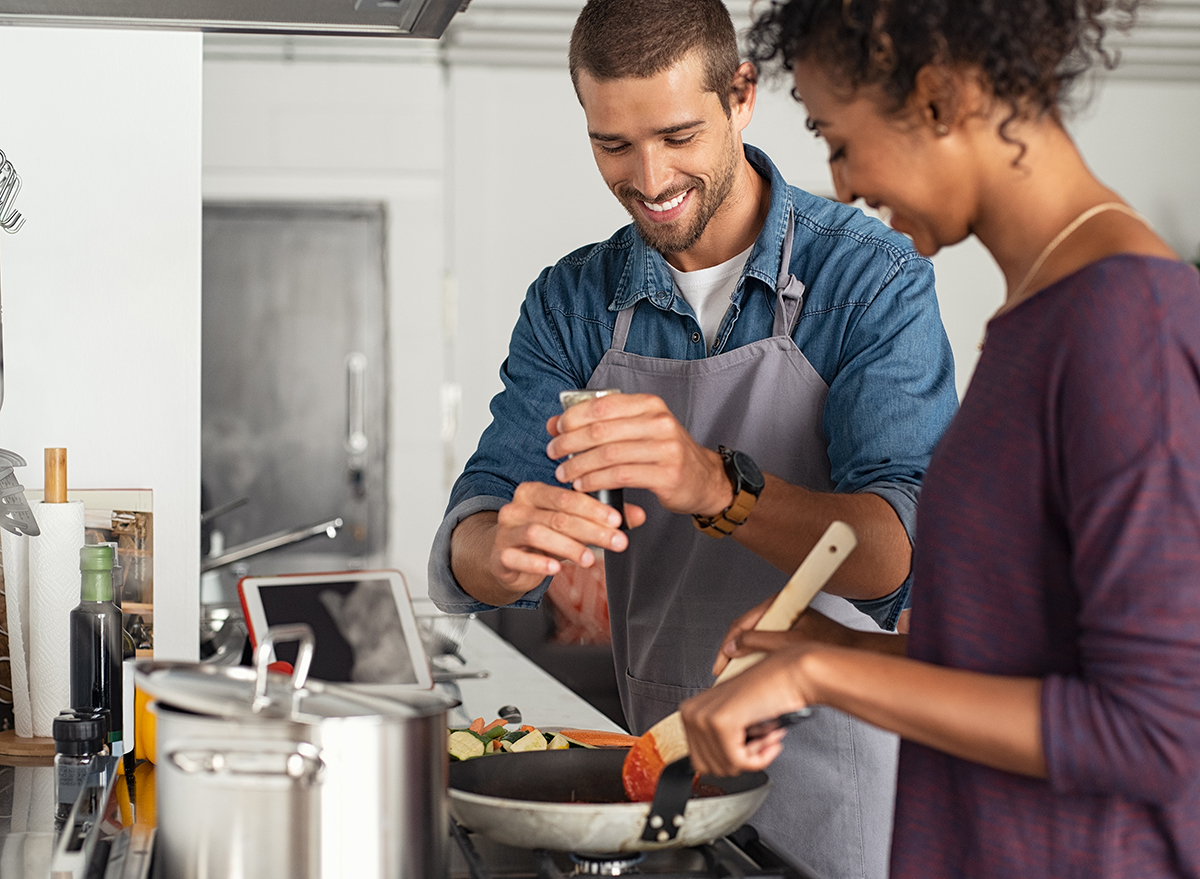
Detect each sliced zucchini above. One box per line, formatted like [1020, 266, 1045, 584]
[448, 729, 487, 761]
[547, 733, 570, 750]
[509, 730, 549, 752]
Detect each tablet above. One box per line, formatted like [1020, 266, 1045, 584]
[238, 569, 433, 690]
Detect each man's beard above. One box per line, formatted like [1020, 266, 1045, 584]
[616, 139, 739, 256]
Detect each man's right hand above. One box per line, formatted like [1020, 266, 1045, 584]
[450, 481, 645, 607]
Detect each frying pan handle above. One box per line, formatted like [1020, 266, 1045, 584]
[744, 708, 812, 742]
[252, 623, 316, 712]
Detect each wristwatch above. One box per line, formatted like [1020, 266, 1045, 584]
[692, 446, 764, 538]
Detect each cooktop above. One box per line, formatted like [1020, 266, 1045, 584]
[450, 821, 824, 879]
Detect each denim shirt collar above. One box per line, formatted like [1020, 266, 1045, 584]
[609, 144, 794, 313]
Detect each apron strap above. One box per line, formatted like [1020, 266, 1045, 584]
[615, 208, 804, 350]
[611, 301, 635, 352]
[773, 209, 806, 339]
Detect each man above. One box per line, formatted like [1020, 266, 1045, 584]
[429, 1, 957, 876]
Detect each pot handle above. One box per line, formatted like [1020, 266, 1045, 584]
[253, 623, 316, 712]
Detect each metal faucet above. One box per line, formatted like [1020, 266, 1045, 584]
[201, 516, 343, 573]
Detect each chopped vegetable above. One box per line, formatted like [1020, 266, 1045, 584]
[447, 719, 623, 760]
[557, 729, 639, 748]
[448, 730, 486, 761]
[510, 730, 549, 752]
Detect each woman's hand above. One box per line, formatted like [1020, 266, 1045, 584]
[712, 603, 867, 676]
[684, 645, 817, 776]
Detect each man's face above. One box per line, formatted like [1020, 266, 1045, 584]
[577, 52, 745, 256]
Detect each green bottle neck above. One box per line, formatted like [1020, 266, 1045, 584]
[80, 570, 113, 603]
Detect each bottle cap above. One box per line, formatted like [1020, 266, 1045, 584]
[52, 709, 108, 756]
[80, 544, 114, 572]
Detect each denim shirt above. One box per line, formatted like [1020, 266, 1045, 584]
[429, 145, 957, 629]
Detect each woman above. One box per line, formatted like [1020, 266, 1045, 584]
[679, 1, 1200, 875]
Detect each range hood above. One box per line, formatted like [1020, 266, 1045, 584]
[0, 0, 471, 38]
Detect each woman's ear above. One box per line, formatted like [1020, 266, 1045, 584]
[913, 64, 959, 135]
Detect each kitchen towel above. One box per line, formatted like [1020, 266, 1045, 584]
[28, 500, 84, 738]
[2, 529, 32, 737]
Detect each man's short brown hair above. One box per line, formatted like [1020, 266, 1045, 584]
[568, 0, 741, 115]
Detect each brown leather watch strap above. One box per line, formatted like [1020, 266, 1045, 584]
[692, 487, 758, 538]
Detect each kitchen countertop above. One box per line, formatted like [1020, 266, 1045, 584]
[433, 612, 626, 734]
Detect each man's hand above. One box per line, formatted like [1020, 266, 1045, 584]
[546, 392, 732, 518]
[450, 481, 646, 607]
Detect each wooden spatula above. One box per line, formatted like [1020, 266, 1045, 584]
[621, 520, 858, 802]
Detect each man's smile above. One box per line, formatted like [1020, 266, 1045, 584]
[637, 188, 693, 222]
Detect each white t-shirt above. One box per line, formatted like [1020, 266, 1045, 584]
[668, 243, 755, 350]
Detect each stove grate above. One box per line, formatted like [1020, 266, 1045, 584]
[449, 821, 819, 879]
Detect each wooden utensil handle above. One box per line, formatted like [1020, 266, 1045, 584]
[715, 520, 857, 683]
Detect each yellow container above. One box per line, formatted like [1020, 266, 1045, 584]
[135, 686, 156, 764]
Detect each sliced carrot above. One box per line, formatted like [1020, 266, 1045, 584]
[468, 717, 485, 734]
[520, 724, 536, 732]
[482, 718, 507, 733]
[558, 729, 639, 748]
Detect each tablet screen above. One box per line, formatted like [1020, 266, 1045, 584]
[241, 571, 431, 688]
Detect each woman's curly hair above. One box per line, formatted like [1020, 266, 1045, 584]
[745, 0, 1142, 122]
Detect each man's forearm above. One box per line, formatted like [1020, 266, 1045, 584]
[449, 511, 528, 608]
[733, 474, 911, 600]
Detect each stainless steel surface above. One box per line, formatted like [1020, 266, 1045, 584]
[0, 0, 471, 37]
[200, 494, 249, 525]
[140, 626, 452, 879]
[201, 516, 343, 573]
[448, 748, 771, 854]
[202, 203, 388, 586]
[345, 352, 369, 485]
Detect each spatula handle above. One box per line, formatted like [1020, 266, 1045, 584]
[716, 520, 857, 683]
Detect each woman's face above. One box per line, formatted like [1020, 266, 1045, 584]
[792, 60, 973, 257]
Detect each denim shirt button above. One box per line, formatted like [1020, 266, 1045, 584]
[691, 331, 702, 344]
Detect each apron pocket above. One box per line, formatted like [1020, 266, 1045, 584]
[623, 670, 704, 733]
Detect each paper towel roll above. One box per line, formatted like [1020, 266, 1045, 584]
[2, 529, 32, 737]
[28, 500, 85, 738]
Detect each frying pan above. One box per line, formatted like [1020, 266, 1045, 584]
[448, 748, 769, 854]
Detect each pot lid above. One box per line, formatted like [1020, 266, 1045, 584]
[134, 624, 453, 723]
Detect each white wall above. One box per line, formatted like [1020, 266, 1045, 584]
[0, 27, 203, 659]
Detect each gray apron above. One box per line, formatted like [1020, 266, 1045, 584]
[586, 219, 899, 879]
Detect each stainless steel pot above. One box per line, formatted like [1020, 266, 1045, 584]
[135, 624, 453, 879]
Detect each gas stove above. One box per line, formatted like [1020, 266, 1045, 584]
[450, 821, 822, 879]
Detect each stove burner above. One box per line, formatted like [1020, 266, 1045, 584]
[570, 852, 646, 876]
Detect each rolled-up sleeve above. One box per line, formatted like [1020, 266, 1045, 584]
[823, 253, 958, 627]
[427, 268, 582, 614]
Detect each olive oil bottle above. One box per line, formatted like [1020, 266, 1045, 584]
[69, 544, 123, 753]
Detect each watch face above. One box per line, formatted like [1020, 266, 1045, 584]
[731, 450, 764, 494]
